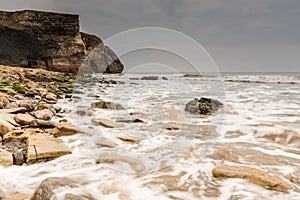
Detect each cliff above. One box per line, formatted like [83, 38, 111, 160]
[0, 10, 124, 73]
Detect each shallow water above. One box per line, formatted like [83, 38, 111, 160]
[0, 73, 300, 199]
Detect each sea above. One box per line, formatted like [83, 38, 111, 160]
[0, 72, 299, 200]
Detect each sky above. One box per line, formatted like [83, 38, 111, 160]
[1, 0, 300, 72]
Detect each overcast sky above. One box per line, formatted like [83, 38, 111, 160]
[1, 0, 300, 72]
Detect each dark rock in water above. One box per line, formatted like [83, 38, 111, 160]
[13, 150, 26, 165]
[0, 10, 123, 73]
[140, 76, 159, 80]
[162, 76, 168, 80]
[185, 97, 223, 115]
[183, 74, 202, 78]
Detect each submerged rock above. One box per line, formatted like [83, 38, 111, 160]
[76, 106, 93, 116]
[140, 76, 159, 80]
[212, 165, 292, 192]
[185, 97, 223, 115]
[91, 100, 125, 110]
[92, 118, 119, 128]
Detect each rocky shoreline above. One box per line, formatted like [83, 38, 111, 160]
[0, 65, 295, 199]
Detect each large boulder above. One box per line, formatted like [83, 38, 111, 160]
[0, 10, 124, 73]
[30, 177, 95, 200]
[185, 97, 223, 115]
[212, 165, 292, 192]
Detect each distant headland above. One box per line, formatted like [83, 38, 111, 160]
[0, 10, 123, 73]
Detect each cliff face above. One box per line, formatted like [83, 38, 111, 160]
[0, 10, 124, 73]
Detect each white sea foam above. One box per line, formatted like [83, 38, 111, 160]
[0, 73, 299, 199]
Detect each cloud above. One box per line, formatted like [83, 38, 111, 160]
[1, 0, 300, 71]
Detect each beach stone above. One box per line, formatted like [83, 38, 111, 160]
[185, 97, 223, 115]
[92, 118, 118, 128]
[91, 100, 125, 110]
[0, 149, 13, 165]
[14, 95, 25, 100]
[15, 113, 35, 125]
[30, 119, 57, 128]
[53, 122, 79, 137]
[53, 105, 62, 113]
[45, 93, 57, 102]
[13, 149, 26, 165]
[0, 96, 10, 107]
[27, 133, 72, 161]
[34, 109, 53, 120]
[18, 100, 34, 111]
[212, 165, 292, 192]
[0, 114, 16, 136]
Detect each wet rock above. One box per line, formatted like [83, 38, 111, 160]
[117, 134, 142, 143]
[76, 106, 93, 116]
[0, 107, 26, 114]
[140, 76, 159, 80]
[31, 177, 96, 200]
[53, 105, 62, 113]
[64, 193, 95, 200]
[91, 100, 125, 110]
[185, 97, 223, 115]
[92, 118, 118, 128]
[18, 100, 34, 111]
[0, 149, 13, 165]
[30, 119, 57, 128]
[13, 149, 26, 165]
[15, 113, 35, 125]
[53, 122, 79, 137]
[212, 165, 292, 192]
[34, 109, 53, 120]
[30, 177, 78, 200]
[27, 133, 72, 162]
[96, 137, 118, 148]
[183, 74, 202, 78]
